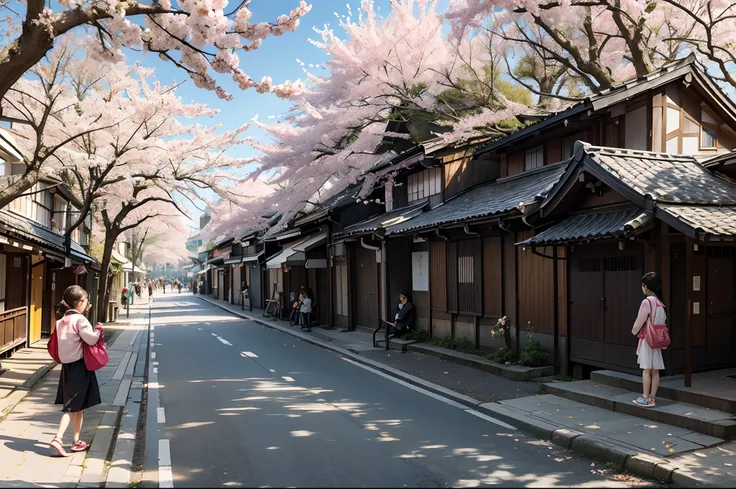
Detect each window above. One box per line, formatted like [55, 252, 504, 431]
[525, 145, 544, 171]
[53, 195, 67, 233]
[701, 126, 717, 149]
[407, 167, 442, 203]
[458, 256, 474, 284]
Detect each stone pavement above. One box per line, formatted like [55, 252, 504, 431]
[0, 304, 150, 488]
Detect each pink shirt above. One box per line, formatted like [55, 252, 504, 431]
[56, 311, 101, 364]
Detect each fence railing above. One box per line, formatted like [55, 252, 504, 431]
[0, 307, 27, 354]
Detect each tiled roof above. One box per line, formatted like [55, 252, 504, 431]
[336, 200, 428, 238]
[0, 210, 93, 262]
[387, 163, 568, 235]
[582, 144, 736, 205]
[659, 205, 736, 237]
[521, 210, 653, 247]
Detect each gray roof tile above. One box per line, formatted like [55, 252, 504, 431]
[336, 200, 428, 238]
[387, 163, 568, 235]
[583, 145, 736, 205]
[521, 210, 653, 246]
[659, 205, 736, 237]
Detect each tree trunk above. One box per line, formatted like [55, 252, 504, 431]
[96, 232, 118, 323]
[0, 24, 55, 103]
[0, 170, 42, 209]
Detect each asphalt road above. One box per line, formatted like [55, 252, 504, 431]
[144, 293, 652, 488]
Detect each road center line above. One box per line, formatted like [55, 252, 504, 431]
[157, 407, 166, 424]
[281, 376, 295, 382]
[151, 352, 156, 359]
[240, 351, 258, 358]
[218, 338, 232, 346]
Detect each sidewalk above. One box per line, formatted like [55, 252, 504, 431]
[0, 304, 150, 487]
[199, 295, 735, 487]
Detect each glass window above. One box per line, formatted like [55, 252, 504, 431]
[701, 126, 717, 148]
[408, 167, 442, 203]
[525, 145, 544, 171]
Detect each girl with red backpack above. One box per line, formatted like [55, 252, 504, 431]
[47, 285, 106, 456]
[631, 272, 671, 407]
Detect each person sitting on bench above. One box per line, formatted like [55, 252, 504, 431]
[385, 290, 415, 336]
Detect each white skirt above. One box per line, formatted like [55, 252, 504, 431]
[637, 339, 665, 370]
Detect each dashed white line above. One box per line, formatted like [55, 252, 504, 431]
[281, 376, 295, 382]
[159, 466, 174, 488]
[157, 407, 166, 424]
[158, 439, 171, 466]
[153, 361, 159, 366]
[218, 338, 232, 346]
[154, 367, 159, 374]
[151, 352, 157, 359]
[240, 351, 258, 358]
[269, 369, 275, 373]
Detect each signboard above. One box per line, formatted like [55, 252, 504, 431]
[412, 252, 429, 292]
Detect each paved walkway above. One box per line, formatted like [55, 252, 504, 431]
[0, 304, 149, 488]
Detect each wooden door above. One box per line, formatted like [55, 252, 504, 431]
[569, 254, 605, 343]
[706, 253, 736, 368]
[5, 253, 28, 310]
[249, 265, 262, 308]
[602, 255, 641, 347]
[353, 245, 378, 329]
[29, 262, 44, 344]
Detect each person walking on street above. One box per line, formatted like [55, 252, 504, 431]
[299, 289, 312, 332]
[631, 272, 667, 407]
[148, 281, 153, 300]
[50, 285, 103, 457]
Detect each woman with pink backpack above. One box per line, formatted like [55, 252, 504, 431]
[631, 272, 671, 407]
[48, 285, 105, 457]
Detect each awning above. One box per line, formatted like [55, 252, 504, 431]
[519, 210, 653, 247]
[292, 232, 327, 252]
[242, 251, 264, 263]
[305, 259, 327, 269]
[111, 250, 131, 267]
[335, 200, 429, 238]
[223, 256, 243, 265]
[206, 256, 224, 266]
[266, 237, 309, 269]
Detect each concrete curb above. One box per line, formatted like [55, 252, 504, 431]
[199, 296, 707, 488]
[16, 361, 57, 391]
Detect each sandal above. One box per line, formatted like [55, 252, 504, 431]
[50, 437, 68, 457]
[71, 440, 89, 452]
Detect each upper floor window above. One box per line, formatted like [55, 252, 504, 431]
[52, 195, 68, 234]
[8, 184, 52, 227]
[701, 109, 718, 149]
[525, 145, 544, 171]
[407, 166, 442, 203]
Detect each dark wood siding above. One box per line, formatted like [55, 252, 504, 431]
[507, 150, 524, 176]
[5, 253, 28, 310]
[705, 248, 736, 369]
[457, 238, 482, 316]
[430, 240, 447, 311]
[387, 237, 412, 308]
[502, 233, 517, 328]
[517, 231, 554, 334]
[483, 236, 503, 317]
[446, 241, 458, 313]
[444, 157, 499, 200]
[353, 245, 379, 329]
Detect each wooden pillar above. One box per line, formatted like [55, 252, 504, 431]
[659, 222, 672, 374]
[684, 236, 694, 387]
[553, 246, 560, 374]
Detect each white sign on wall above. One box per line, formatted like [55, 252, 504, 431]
[412, 252, 429, 292]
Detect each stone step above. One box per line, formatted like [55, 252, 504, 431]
[545, 380, 736, 440]
[591, 369, 736, 415]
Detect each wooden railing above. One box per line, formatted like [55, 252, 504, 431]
[0, 307, 27, 354]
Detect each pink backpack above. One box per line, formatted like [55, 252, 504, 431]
[641, 297, 671, 350]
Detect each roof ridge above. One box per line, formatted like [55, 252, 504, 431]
[586, 144, 699, 162]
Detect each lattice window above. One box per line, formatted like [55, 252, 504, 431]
[525, 145, 544, 170]
[578, 258, 601, 273]
[603, 256, 638, 272]
[407, 167, 442, 203]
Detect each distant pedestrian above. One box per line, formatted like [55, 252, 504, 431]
[178, 281, 182, 294]
[50, 286, 103, 457]
[299, 289, 312, 332]
[631, 272, 667, 407]
[148, 281, 153, 299]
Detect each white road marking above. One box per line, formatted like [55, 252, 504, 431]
[151, 352, 156, 359]
[159, 466, 174, 489]
[211, 333, 218, 337]
[341, 357, 517, 430]
[464, 409, 517, 431]
[159, 439, 171, 466]
[218, 338, 232, 346]
[154, 367, 159, 374]
[269, 369, 275, 373]
[240, 351, 258, 358]
[153, 361, 159, 366]
[281, 376, 295, 382]
[157, 407, 166, 424]
[198, 328, 202, 331]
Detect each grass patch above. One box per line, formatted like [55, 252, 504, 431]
[427, 336, 478, 354]
[399, 329, 429, 342]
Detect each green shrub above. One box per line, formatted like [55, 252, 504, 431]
[428, 336, 476, 353]
[400, 329, 429, 342]
[518, 340, 548, 367]
[487, 347, 516, 364]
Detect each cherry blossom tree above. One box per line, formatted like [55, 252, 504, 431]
[445, 0, 736, 96]
[229, 0, 531, 236]
[0, 0, 311, 103]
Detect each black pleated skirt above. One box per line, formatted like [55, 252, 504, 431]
[55, 358, 101, 413]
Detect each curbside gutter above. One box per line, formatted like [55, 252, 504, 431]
[200, 295, 710, 487]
